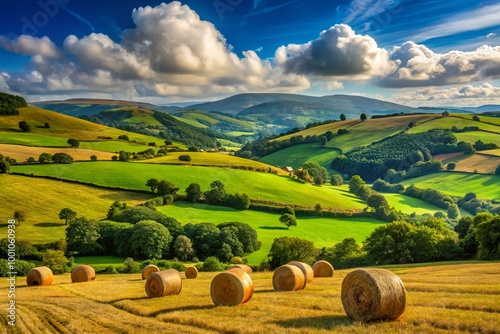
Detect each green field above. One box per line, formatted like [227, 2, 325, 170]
[172, 115, 208, 128]
[74, 255, 127, 271]
[409, 116, 500, 134]
[79, 140, 179, 153]
[137, 152, 285, 173]
[157, 202, 384, 264]
[11, 162, 367, 210]
[454, 131, 500, 145]
[124, 115, 163, 126]
[2, 262, 499, 333]
[452, 114, 500, 125]
[0, 175, 152, 243]
[0, 132, 69, 146]
[402, 172, 500, 201]
[227, 131, 255, 137]
[260, 143, 341, 172]
[383, 193, 470, 216]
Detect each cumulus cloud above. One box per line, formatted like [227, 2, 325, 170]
[391, 82, 500, 106]
[0, 1, 309, 100]
[326, 80, 344, 90]
[379, 43, 500, 87]
[276, 24, 395, 78]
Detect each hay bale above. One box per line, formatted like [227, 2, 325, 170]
[341, 268, 406, 322]
[312, 260, 334, 277]
[287, 261, 314, 283]
[142, 264, 160, 280]
[229, 264, 253, 275]
[184, 266, 198, 279]
[145, 269, 182, 298]
[272, 264, 306, 292]
[71, 265, 96, 283]
[210, 268, 253, 306]
[26, 267, 53, 286]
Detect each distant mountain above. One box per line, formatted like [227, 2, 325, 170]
[417, 106, 471, 114]
[457, 105, 500, 113]
[32, 98, 179, 117]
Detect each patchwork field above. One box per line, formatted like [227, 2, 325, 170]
[1, 262, 499, 333]
[157, 202, 384, 264]
[260, 143, 341, 171]
[401, 172, 500, 201]
[0, 144, 115, 161]
[0, 175, 152, 243]
[433, 152, 500, 174]
[10, 162, 367, 210]
[454, 131, 500, 146]
[409, 116, 500, 134]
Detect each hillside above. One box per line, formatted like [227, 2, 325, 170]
[172, 110, 257, 133]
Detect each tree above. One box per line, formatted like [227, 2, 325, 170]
[14, 211, 25, 225]
[174, 235, 194, 261]
[496, 165, 500, 175]
[42, 250, 72, 274]
[67, 138, 80, 148]
[319, 135, 327, 146]
[458, 141, 475, 154]
[447, 204, 460, 220]
[314, 203, 322, 214]
[330, 174, 343, 186]
[319, 238, 366, 269]
[472, 115, 480, 121]
[157, 180, 179, 196]
[360, 113, 367, 121]
[129, 220, 172, 259]
[441, 111, 449, 117]
[204, 180, 227, 205]
[302, 162, 329, 185]
[65, 217, 101, 255]
[348, 175, 365, 195]
[111, 206, 182, 238]
[59, 208, 77, 225]
[217, 222, 261, 254]
[279, 213, 297, 229]
[52, 153, 73, 164]
[325, 131, 334, 141]
[119, 151, 129, 162]
[293, 168, 313, 183]
[367, 193, 389, 209]
[227, 193, 251, 210]
[179, 154, 191, 161]
[44, 122, 50, 128]
[446, 162, 456, 170]
[0, 157, 10, 173]
[18, 121, 31, 132]
[38, 153, 52, 163]
[118, 134, 129, 141]
[185, 183, 202, 202]
[267, 236, 318, 269]
[106, 201, 127, 219]
[475, 216, 500, 260]
[340, 113, 346, 121]
[146, 178, 160, 193]
[96, 220, 132, 255]
[183, 223, 221, 260]
[90, 155, 97, 161]
[283, 206, 295, 216]
[164, 140, 173, 145]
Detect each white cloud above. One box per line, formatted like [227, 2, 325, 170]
[276, 24, 395, 78]
[487, 33, 497, 39]
[326, 81, 344, 90]
[391, 82, 500, 106]
[379, 43, 500, 87]
[412, 3, 500, 42]
[0, 1, 310, 100]
[344, 0, 396, 24]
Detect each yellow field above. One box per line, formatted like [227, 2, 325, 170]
[0, 175, 152, 243]
[0, 144, 115, 161]
[434, 152, 500, 174]
[137, 152, 287, 175]
[1, 262, 499, 333]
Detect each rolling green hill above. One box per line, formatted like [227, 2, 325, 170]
[401, 172, 500, 201]
[173, 110, 256, 133]
[408, 116, 500, 134]
[11, 162, 367, 210]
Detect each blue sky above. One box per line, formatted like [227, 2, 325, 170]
[0, 0, 499, 106]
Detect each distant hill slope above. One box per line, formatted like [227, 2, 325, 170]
[172, 110, 257, 133]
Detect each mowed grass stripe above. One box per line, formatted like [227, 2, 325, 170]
[401, 172, 500, 201]
[0, 174, 152, 243]
[157, 202, 384, 264]
[11, 162, 366, 210]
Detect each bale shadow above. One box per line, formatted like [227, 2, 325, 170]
[258, 226, 287, 230]
[253, 289, 275, 294]
[34, 222, 63, 227]
[149, 304, 216, 317]
[273, 315, 352, 330]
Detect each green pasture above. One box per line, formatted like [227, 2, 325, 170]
[409, 117, 500, 134]
[454, 131, 500, 146]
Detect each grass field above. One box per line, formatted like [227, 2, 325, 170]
[433, 152, 500, 174]
[452, 114, 500, 126]
[482, 148, 500, 156]
[0, 175, 152, 243]
[402, 172, 500, 201]
[1, 262, 499, 333]
[10, 162, 367, 210]
[0, 132, 69, 147]
[136, 152, 286, 174]
[0, 144, 116, 161]
[260, 143, 341, 172]
[409, 116, 500, 134]
[123, 115, 163, 127]
[454, 131, 500, 146]
[383, 193, 470, 217]
[157, 202, 384, 264]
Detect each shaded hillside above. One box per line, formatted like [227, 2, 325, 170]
[172, 110, 257, 133]
[0, 92, 27, 115]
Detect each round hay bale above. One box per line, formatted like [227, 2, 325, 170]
[210, 268, 253, 306]
[145, 269, 182, 298]
[184, 266, 198, 279]
[312, 260, 334, 277]
[26, 267, 53, 286]
[71, 265, 96, 283]
[272, 264, 306, 292]
[229, 264, 253, 275]
[341, 268, 406, 322]
[142, 264, 160, 280]
[287, 261, 314, 283]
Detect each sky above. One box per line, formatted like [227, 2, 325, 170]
[0, 0, 499, 106]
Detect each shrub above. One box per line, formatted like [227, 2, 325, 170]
[119, 258, 142, 273]
[201, 256, 225, 272]
[330, 174, 344, 186]
[230, 256, 244, 264]
[171, 262, 186, 272]
[179, 154, 191, 162]
[103, 265, 117, 274]
[42, 250, 72, 274]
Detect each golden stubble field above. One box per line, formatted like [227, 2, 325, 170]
[1, 263, 499, 334]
